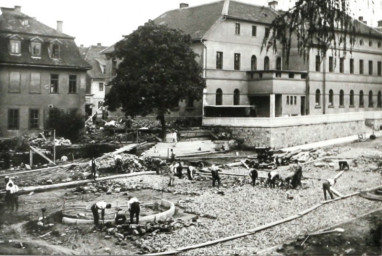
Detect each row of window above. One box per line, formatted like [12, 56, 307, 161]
[8, 109, 39, 130]
[286, 96, 297, 105]
[315, 89, 382, 108]
[316, 56, 382, 76]
[234, 23, 270, 38]
[215, 89, 240, 105]
[9, 36, 61, 59]
[216, 53, 280, 71]
[8, 72, 77, 94]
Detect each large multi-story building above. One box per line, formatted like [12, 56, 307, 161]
[155, 0, 382, 148]
[0, 6, 90, 138]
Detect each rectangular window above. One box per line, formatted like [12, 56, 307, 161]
[378, 61, 382, 76]
[99, 82, 104, 91]
[9, 71, 21, 93]
[369, 60, 373, 75]
[8, 109, 19, 130]
[287, 96, 289, 105]
[235, 23, 240, 35]
[234, 53, 240, 70]
[10, 40, 21, 54]
[350, 59, 354, 74]
[112, 60, 117, 76]
[31, 42, 41, 57]
[329, 56, 333, 72]
[340, 58, 344, 73]
[294, 96, 297, 105]
[216, 51, 223, 69]
[29, 109, 39, 129]
[265, 28, 270, 39]
[30, 72, 41, 93]
[52, 44, 60, 59]
[252, 26, 257, 36]
[315, 55, 320, 72]
[360, 59, 364, 74]
[69, 75, 77, 93]
[50, 74, 59, 93]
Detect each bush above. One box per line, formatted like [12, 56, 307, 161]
[46, 108, 84, 141]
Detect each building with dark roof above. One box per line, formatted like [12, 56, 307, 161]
[153, 0, 382, 148]
[79, 43, 114, 119]
[0, 6, 91, 138]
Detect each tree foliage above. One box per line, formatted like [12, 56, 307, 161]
[46, 108, 84, 141]
[105, 21, 206, 136]
[263, 0, 357, 66]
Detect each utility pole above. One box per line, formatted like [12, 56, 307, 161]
[53, 129, 56, 164]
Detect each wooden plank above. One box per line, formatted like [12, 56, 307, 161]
[29, 146, 55, 165]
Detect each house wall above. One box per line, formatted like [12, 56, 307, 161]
[0, 67, 87, 137]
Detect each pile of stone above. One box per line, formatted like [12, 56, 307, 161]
[96, 153, 146, 173]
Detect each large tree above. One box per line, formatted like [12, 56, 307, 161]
[105, 21, 206, 138]
[263, 0, 357, 65]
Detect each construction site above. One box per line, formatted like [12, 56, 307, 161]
[1, 120, 382, 255]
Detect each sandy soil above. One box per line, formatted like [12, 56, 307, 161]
[0, 138, 382, 255]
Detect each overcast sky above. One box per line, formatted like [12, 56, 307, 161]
[1, 0, 269, 47]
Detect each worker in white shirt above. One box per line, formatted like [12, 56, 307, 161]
[323, 178, 336, 200]
[266, 171, 280, 188]
[5, 176, 19, 212]
[127, 196, 140, 224]
[90, 201, 111, 227]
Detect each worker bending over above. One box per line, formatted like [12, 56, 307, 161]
[210, 165, 222, 188]
[187, 165, 197, 180]
[267, 171, 280, 188]
[128, 196, 140, 224]
[91, 201, 111, 227]
[323, 178, 336, 200]
[5, 176, 19, 212]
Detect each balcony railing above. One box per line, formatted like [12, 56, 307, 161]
[247, 70, 308, 80]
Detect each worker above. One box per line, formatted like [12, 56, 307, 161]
[249, 165, 259, 187]
[128, 196, 140, 224]
[61, 155, 68, 162]
[176, 162, 183, 179]
[5, 176, 19, 212]
[90, 158, 97, 180]
[339, 160, 350, 170]
[323, 178, 336, 200]
[170, 149, 176, 163]
[267, 170, 280, 188]
[167, 163, 176, 186]
[114, 155, 124, 173]
[187, 165, 197, 180]
[291, 161, 303, 189]
[90, 201, 111, 227]
[210, 165, 221, 188]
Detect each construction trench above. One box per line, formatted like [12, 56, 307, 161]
[1, 133, 382, 255]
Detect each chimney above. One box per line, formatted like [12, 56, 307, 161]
[222, 0, 230, 16]
[14, 5, 21, 12]
[268, 0, 278, 10]
[97, 43, 102, 46]
[56, 21, 63, 33]
[378, 20, 382, 27]
[359, 16, 364, 22]
[179, 3, 189, 8]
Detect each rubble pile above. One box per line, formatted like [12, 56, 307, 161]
[96, 153, 146, 173]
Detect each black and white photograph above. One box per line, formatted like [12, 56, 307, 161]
[1, 0, 382, 255]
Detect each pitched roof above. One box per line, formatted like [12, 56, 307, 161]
[154, 0, 382, 40]
[154, 1, 277, 40]
[0, 7, 91, 70]
[82, 45, 111, 79]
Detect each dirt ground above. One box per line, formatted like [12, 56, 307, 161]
[1, 138, 382, 255]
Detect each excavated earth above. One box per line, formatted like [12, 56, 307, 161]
[0, 138, 382, 255]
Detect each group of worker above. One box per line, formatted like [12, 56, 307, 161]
[91, 195, 140, 228]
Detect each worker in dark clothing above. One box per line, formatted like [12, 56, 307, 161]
[91, 201, 111, 227]
[323, 179, 336, 200]
[291, 161, 303, 189]
[339, 160, 350, 170]
[176, 162, 183, 179]
[267, 171, 280, 188]
[128, 196, 140, 224]
[91, 158, 97, 180]
[210, 165, 221, 188]
[249, 166, 259, 187]
[170, 149, 176, 163]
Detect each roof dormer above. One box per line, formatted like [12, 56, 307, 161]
[7, 34, 24, 56]
[30, 36, 43, 58]
[49, 39, 63, 59]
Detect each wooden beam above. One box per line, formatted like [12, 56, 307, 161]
[30, 146, 55, 165]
